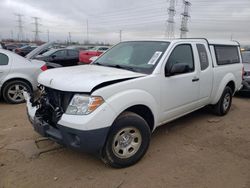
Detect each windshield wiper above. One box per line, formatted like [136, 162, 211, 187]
[92, 62, 105, 66]
[105, 64, 137, 72]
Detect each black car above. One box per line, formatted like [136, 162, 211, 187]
[15, 45, 37, 57]
[35, 48, 79, 67]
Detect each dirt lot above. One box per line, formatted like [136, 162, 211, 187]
[0, 95, 250, 188]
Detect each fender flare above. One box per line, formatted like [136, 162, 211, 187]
[211, 73, 236, 104]
[105, 89, 159, 131]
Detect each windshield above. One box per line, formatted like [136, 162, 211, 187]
[242, 51, 250, 63]
[92, 41, 170, 74]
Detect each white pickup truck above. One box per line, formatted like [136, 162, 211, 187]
[25, 38, 243, 168]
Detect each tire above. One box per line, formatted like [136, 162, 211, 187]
[213, 86, 233, 116]
[102, 112, 151, 168]
[2, 80, 32, 104]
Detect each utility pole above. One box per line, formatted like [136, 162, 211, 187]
[68, 32, 72, 43]
[165, 0, 176, 39]
[86, 19, 89, 44]
[15, 13, 24, 41]
[11, 30, 14, 40]
[47, 30, 50, 42]
[119, 30, 122, 42]
[32, 17, 41, 42]
[180, 0, 191, 38]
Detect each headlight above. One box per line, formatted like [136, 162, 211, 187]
[66, 94, 104, 115]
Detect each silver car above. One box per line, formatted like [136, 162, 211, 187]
[0, 49, 46, 104]
[242, 50, 250, 91]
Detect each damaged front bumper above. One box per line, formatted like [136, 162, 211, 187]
[23, 91, 112, 155]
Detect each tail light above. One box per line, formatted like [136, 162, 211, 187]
[40, 65, 48, 71]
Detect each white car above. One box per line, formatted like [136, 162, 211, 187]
[0, 49, 47, 104]
[25, 39, 243, 168]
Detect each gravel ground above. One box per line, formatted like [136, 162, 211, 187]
[0, 94, 250, 188]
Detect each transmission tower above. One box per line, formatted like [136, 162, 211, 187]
[165, 0, 176, 39]
[15, 13, 24, 41]
[32, 17, 41, 41]
[180, 0, 191, 38]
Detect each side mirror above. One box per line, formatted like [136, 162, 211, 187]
[165, 63, 190, 76]
[51, 54, 56, 59]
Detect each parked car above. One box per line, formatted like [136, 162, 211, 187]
[5, 44, 18, 51]
[0, 42, 6, 49]
[79, 46, 109, 64]
[24, 39, 242, 168]
[14, 45, 37, 57]
[0, 49, 47, 104]
[35, 48, 79, 67]
[241, 50, 250, 91]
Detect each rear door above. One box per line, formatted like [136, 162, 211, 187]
[195, 43, 213, 103]
[0, 52, 11, 85]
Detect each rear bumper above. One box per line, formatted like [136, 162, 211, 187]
[31, 115, 109, 154]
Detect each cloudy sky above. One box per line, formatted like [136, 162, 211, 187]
[0, 0, 249, 44]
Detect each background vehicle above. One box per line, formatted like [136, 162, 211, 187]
[0, 42, 6, 49]
[79, 46, 109, 64]
[25, 39, 242, 168]
[0, 49, 47, 104]
[14, 45, 37, 57]
[35, 48, 79, 67]
[5, 44, 18, 51]
[241, 50, 250, 91]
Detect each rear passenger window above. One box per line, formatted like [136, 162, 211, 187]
[214, 46, 239, 65]
[0, 53, 9, 65]
[196, 44, 209, 70]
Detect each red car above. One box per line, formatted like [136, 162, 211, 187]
[79, 46, 109, 64]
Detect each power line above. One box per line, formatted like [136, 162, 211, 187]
[15, 13, 24, 41]
[32, 16, 41, 41]
[180, 0, 191, 38]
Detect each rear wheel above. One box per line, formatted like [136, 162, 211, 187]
[2, 80, 32, 104]
[213, 86, 232, 116]
[102, 112, 151, 168]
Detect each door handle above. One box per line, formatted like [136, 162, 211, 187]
[192, 77, 199, 82]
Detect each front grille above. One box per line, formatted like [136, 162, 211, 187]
[36, 86, 74, 127]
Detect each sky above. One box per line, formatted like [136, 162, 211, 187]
[0, 0, 250, 45]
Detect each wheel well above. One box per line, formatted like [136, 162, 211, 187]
[226, 81, 235, 93]
[124, 105, 155, 132]
[1, 78, 33, 95]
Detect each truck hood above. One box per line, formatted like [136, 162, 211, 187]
[38, 65, 146, 92]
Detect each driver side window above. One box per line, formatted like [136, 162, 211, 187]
[166, 44, 194, 73]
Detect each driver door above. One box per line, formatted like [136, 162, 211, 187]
[160, 43, 200, 123]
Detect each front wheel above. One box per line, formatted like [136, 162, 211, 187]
[102, 112, 151, 168]
[213, 86, 233, 116]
